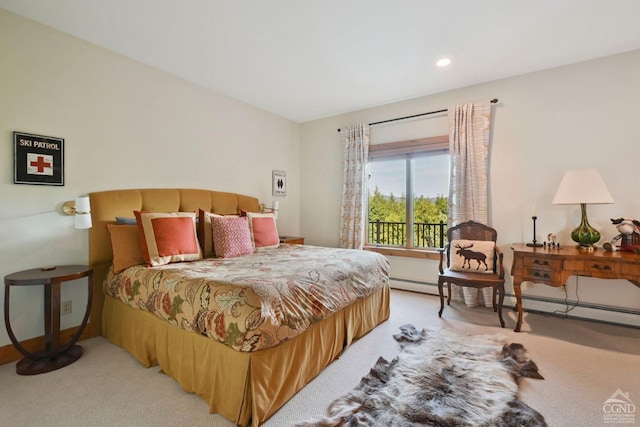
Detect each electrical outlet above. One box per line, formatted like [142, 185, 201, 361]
[61, 300, 72, 315]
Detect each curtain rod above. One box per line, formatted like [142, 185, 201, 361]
[337, 98, 498, 132]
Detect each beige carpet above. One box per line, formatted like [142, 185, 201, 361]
[1, 290, 638, 426]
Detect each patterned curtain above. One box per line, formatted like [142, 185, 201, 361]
[448, 100, 493, 306]
[339, 124, 369, 249]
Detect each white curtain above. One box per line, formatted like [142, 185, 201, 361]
[448, 100, 493, 306]
[339, 124, 369, 249]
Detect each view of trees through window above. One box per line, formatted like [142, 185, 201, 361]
[368, 152, 449, 248]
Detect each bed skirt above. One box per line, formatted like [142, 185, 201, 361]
[102, 284, 390, 426]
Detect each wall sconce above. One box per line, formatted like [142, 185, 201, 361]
[259, 200, 280, 219]
[552, 168, 614, 250]
[62, 195, 92, 229]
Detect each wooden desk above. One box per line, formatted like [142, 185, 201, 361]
[511, 244, 640, 332]
[4, 265, 93, 375]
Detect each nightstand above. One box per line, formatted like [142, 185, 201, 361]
[4, 265, 93, 375]
[279, 236, 305, 244]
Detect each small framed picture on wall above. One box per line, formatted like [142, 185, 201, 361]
[14, 131, 65, 186]
[272, 170, 286, 196]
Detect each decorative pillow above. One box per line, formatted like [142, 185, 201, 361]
[211, 216, 254, 258]
[198, 209, 240, 258]
[115, 216, 137, 225]
[107, 224, 146, 273]
[449, 239, 495, 273]
[134, 211, 203, 266]
[198, 209, 220, 258]
[246, 212, 279, 249]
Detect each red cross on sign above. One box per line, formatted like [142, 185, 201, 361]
[26, 153, 54, 176]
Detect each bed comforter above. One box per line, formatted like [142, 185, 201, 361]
[105, 244, 389, 352]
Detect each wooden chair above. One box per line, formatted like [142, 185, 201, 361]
[437, 220, 505, 327]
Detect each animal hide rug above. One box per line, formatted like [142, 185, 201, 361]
[299, 324, 546, 426]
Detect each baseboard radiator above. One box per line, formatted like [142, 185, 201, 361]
[390, 277, 640, 329]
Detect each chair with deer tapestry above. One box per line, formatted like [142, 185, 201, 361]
[438, 220, 505, 327]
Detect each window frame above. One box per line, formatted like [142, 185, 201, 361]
[366, 134, 449, 254]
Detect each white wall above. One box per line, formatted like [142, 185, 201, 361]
[300, 49, 640, 327]
[0, 9, 300, 346]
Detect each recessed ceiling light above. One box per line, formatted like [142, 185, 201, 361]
[436, 58, 451, 67]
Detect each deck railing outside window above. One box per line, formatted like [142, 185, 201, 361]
[368, 220, 447, 248]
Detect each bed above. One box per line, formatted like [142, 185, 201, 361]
[87, 188, 390, 426]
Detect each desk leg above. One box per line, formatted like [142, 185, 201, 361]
[514, 281, 523, 332]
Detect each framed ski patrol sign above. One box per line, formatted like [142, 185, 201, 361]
[14, 131, 65, 186]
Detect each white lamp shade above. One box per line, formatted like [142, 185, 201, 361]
[75, 196, 91, 213]
[74, 195, 92, 229]
[552, 168, 614, 205]
[75, 213, 92, 229]
[271, 200, 279, 220]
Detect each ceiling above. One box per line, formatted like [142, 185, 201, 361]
[2, 1, 640, 122]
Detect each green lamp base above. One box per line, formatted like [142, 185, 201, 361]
[571, 203, 601, 251]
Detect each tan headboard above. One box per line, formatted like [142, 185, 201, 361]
[87, 188, 260, 337]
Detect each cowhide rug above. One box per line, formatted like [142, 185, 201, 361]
[298, 324, 547, 427]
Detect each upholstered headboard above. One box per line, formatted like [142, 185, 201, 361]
[87, 188, 260, 337]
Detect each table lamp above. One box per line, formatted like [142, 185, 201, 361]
[552, 168, 614, 250]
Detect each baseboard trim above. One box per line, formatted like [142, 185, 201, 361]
[0, 325, 91, 366]
[389, 277, 640, 329]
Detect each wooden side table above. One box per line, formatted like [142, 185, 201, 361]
[279, 236, 305, 244]
[4, 265, 93, 375]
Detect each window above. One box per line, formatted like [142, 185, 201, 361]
[367, 136, 449, 249]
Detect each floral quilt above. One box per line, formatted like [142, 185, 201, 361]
[105, 244, 389, 352]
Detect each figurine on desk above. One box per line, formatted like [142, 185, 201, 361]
[603, 218, 640, 253]
[544, 233, 560, 249]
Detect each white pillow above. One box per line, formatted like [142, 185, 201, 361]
[449, 239, 495, 273]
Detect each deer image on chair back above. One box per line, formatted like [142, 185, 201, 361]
[437, 220, 505, 327]
[454, 242, 489, 271]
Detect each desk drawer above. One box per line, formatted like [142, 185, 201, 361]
[523, 268, 560, 284]
[563, 259, 623, 279]
[523, 256, 562, 270]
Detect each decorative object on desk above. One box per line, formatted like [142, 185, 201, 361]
[62, 195, 92, 229]
[603, 218, 640, 253]
[526, 216, 543, 247]
[259, 200, 280, 219]
[13, 131, 65, 186]
[544, 233, 559, 248]
[272, 170, 286, 196]
[299, 324, 546, 427]
[552, 168, 614, 250]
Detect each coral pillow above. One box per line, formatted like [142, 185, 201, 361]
[211, 216, 254, 258]
[449, 239, 495, 273]
[134, 211, 203, 266]
[246, 212, 279, 248]
[107, 224, 146, 273]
